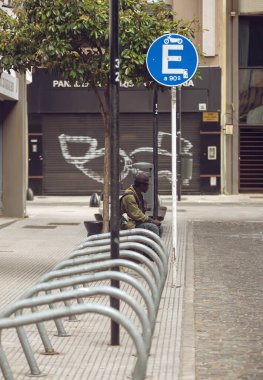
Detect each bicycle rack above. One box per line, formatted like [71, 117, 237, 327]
[0, 229, 169, 380]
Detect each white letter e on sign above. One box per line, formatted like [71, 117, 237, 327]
[162, 45, 183, 74]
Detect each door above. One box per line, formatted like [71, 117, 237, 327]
[28, 134, 43, 194]
[181, 113, 201, 194]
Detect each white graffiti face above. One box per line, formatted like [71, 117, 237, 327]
[58, 132, 193, 184]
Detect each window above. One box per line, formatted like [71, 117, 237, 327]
[239, 17, 263, 124]
[239, 17, 263, 67]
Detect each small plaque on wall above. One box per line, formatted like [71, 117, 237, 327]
[208, 146, 217, 160]
[202, 112, 219, 122]
[210, 176, 217, 186]
[225, 124, 233, 134]
[199, 103, 207, 111]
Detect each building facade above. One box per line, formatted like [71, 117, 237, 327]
[0, 1, 28, 217]
[28, 67, 221, 196]
[26, 0, 263, 197]
[224, 0, 263, 193]
[1, 0, 262, 218]
[170, 0, 263, 194]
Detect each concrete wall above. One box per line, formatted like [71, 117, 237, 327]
[172, 0, 228, 192]
[239, 0, 263, 13]
[172, 0, 222, 67]
[2, 74, 27, 217]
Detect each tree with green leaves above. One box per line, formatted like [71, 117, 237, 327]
[0, 0, 197, 231]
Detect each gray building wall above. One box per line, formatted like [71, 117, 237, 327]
[2, 74, 27, 217]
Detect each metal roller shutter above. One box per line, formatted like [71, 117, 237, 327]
[239, 125, 263, 191]
[42, 114, 105, 195]
[119, 113, 172, 194]
[42, 113, 172, 195]
[42, 112, 200, 195]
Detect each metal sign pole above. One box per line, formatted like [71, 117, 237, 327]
[153, 88, 159, 219]
[171, 87, 177, 285]
[109, 0, 120, 346]
[176, 86, 182, 201]
[146, 33, 198, 287]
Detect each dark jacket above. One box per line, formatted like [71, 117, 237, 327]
[120, 185, 150, 225]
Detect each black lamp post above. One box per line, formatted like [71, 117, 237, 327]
[109, 0, 120, 346]
[153, 88, 159, 219]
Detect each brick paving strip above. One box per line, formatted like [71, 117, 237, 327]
[146, 216, 187, 380]
[193, 221, 263, 380]
[0, 207, 189, 379]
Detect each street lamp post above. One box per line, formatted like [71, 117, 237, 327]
[109, 0, 120, 346]
[153, 88, 159, 219]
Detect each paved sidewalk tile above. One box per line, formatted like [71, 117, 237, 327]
[146, 216, 187, 380]
[0, 199, 184, 380]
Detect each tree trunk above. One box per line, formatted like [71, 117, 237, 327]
[102, 117, 110, 233]
[92, 85, 111, 233]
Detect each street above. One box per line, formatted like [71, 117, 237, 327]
[177, 201, 263, 380]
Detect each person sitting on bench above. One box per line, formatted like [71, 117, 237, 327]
[120, 172, 162, 236]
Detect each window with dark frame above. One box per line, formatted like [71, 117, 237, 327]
[239, 16, 263, 125]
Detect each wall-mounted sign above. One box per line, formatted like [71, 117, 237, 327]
[199, 103, 207, 111]
[210, 176, 217, 186]
[202, 111, 219, 122]
[207, 146, 217, 160]
[225, 124, 233, 135]
[0, 72, 19, 101]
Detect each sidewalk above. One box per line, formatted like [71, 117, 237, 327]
[0, 196, 184, 380]
[1, 193, 263, 228]
[0, 195, 262, 379]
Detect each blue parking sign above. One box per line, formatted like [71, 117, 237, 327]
[146, 34, 198, 87]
